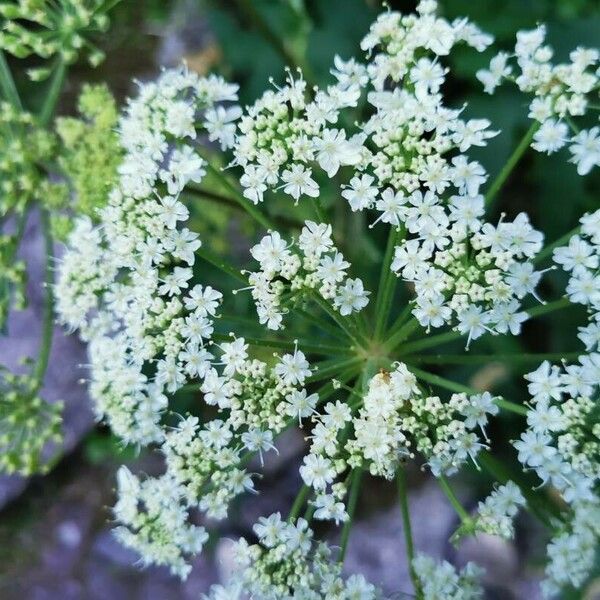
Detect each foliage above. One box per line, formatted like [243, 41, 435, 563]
[0, 1, 599, 598]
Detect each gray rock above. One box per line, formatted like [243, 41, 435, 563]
[0, 210, 94, 508]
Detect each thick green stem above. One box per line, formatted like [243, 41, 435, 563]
[438, 475, 471, 523]
[386, 303, 414, 339]
[31, 209, 54, 393]
[288, 484, 310, 522]
[408, 366, 528, 416]
[0, 50, 22, 109]
[39, 59, 66, 126]
[405, 351, 582, 366]
[397, 469, 421, 598]
[396, 329, 459, 355]
[374, 227, 402, 340]
[27, 57, 69, 394]
[383, 318, 421, 353]
[339, 467, 363, 562]
[484, 121, 540, 208]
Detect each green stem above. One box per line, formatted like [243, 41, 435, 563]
[374, 226, 402, 340]
[202, 158, 276, 231]
[288, 484, 310, 522]
[339, 468, 363, 562]
[526, 297, 571, 318]
[397, 469, 421, 598]
[405, 351, 582, 366]
[31, 209, 54, 393]
[438, 475, 471, 523]
[390, 327, 457, 355]
[535, 227, 581, 265]
[212, 332, 353, 356]
[386, 303, 414, 339]
[314, 366, 361, 407]
[383, 318, 421, 353]
[484, 121, 540, 208]
[184, 185, 302, 230]
[314, 197, 327, 223]
[305, 356, 363, 383]
[0, 49, 22, 109]
[311, 292, 366, 348]
[293, 306, 349, 341]
[564, 115, 580, 135]
[39, 59, 66, 126]
[196, 246, 247, 284]
[408, 366, 528, 416]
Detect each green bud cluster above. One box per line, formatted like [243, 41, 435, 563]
[0, 365, 62, 475]
[0, 101, 63, 216]
[0, 0, 113, 74]
[55, 83, 120, 236]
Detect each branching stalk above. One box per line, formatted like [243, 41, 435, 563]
[374, 226, 402, 340]
[397, 468, 422, 598]
[339, 467, 363, 562]
[484, 121, 539, 208]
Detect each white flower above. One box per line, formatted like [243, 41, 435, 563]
[532, 119, 569, 154]
[569, 127, 600, 175]
[281, 163, 319, 201]
[274, 349, 311, 386]
[203, 105, 242, 150]
[477, 52, 512, 93]
[410, 57, 447, 97]
[313, 128, 362, 177]
[334, 278, 370, 315]
[342, 174, 378, 211]
[299, 454, 336, 489]
[298, 221, 333, 257]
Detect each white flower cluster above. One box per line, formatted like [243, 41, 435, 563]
[467, 481, 525, 540]
[56, 67, 239, 444]
[245, 221, 369, 329]
[352, 367, 499, 478]
[477, 26, 600, 174]
[342, 3, 495, 224]
[55, 66, 318, 576]
[515, 349, 599, 596]
[111, 344, 314, 574]
[554, 208, 600, 338]
[233, 67, 363, 204]
[392, 210, 544, 346]
[51, 2, 600, 596]
[204, 513, 379, 599]
[232, 0, 497, 216]
[515, 357, 599, 505]
[412, 552, 484, 600]
[542, 499, 600, 598]
[298, 364, 500, 525]
[113, 466, 208, 579]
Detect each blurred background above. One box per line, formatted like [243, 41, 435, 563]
[0, 1, 599, 598]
